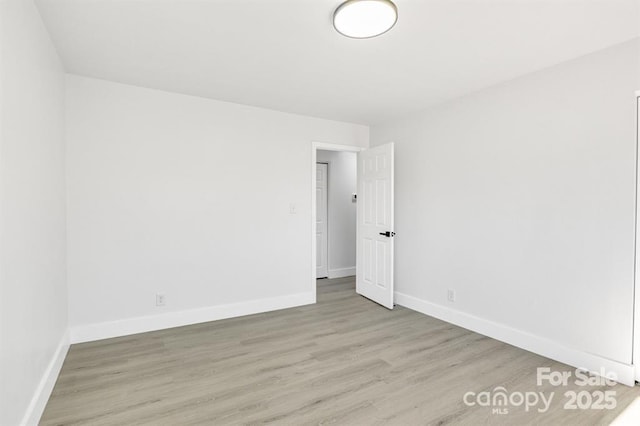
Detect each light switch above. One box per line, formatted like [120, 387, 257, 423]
[289, 203, 297, 214]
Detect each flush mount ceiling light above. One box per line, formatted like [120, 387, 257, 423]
[333, 0, 398, 39]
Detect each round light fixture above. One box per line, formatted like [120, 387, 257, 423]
[333, 0, 398, 39]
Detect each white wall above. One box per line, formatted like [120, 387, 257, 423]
[316, 150, 357, 277]
[65, 75, 368, 340]
[372, 39, 640, 375]
[0, 1, 68, 424]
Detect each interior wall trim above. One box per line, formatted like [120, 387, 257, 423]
[70, 292, 315, 344]
[395, 291, 636, 387]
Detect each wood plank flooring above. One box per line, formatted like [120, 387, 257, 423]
[41, 277, 640, 425]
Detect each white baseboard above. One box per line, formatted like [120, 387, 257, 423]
[21, 330, 70, 426]
[328, 267, 356, 279]
[394, 291, 636, 387]
[70, 291, 315, 344]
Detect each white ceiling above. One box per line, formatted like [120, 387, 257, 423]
[36, 0, 640, 125]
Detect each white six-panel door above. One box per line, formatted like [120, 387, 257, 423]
[316, 163, 329, 278]
[356, 143, 394, 309]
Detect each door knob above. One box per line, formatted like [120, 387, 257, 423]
[379, 231, 396, 237]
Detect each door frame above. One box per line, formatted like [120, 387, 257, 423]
[311, 142, 364, 300]
[634, 90, 640, 381]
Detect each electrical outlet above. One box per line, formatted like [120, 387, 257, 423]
[156, 293, 166, 306]
[447, 289, 456, 302]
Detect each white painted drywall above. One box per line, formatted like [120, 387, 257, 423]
[0, 1, 68, 424]
[371, 38, 640, 365]
[316, 150, 357, 276]
[65, 75, 368, 334]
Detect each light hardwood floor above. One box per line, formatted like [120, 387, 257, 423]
[42, 277, 640, 425]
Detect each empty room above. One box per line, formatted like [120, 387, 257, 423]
[2, 0, 640, 424]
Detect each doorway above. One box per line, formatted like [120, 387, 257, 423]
[311, 143, 362, 299]
[315, 151, 358, 282]
[311, 141, 396, 309]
